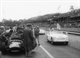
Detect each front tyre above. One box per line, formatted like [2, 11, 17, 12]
[1, 49, 7, 55]
[0, 42, 6, 55]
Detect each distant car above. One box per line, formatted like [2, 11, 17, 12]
[46, 30, 69, 45]
[39, 29, 45, 35]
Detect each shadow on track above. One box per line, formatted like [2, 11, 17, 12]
[2, 50, 38, 58]
[2, 51, 25, 56]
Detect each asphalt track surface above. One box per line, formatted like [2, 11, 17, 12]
[0, 31, 80, 58]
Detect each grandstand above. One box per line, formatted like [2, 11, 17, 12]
[53, 16, 80, 28]
[51, 9, 80, 28]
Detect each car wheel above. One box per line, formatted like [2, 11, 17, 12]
[1, 49, 7, 55]
[51, 41, 53, 44]
[0, 43, 6, 55]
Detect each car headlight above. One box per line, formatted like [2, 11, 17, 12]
[52, 37, 57, 41]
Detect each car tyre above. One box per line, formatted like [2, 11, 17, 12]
[1, 49, 6, 55]
[0, 43, 6, 55]
[51, 41, 53, 44]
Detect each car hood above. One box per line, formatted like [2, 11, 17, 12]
[9, 42, 21, 48]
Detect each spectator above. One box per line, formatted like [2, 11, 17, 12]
[34, 26, 40, 46]
[22, 24, 36, 57]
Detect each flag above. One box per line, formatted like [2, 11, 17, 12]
[57, 23, 61, 30]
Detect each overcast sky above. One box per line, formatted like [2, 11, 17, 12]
[0, 0, 80, 22]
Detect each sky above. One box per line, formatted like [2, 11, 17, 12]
[0, 0, 80, 22]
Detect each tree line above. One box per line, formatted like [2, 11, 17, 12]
[0, 8, 80, 27]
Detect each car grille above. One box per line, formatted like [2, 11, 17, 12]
[58, 38, 65, 40]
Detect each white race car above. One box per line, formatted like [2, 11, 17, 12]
[46, 30, 69, 45]
[39, 29, 45, 35]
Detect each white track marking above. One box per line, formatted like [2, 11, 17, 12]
[40, 45, 54, 58]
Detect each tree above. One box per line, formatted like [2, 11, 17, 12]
[2, 19, 7, 23]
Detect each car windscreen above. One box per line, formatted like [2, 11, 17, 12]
[50, 31, 63, 34]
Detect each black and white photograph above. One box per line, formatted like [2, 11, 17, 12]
[0, 0, 80, 58]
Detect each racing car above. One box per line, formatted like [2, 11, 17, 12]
[0, 32, 24, 54]
[46, 30, 69, 45]
[8, 34, 24, 52]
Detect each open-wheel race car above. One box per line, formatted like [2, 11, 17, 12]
[0, 32, 25, 54]
[8, 34, 24, 52]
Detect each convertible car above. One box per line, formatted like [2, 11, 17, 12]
[46, 30, 69, 45]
